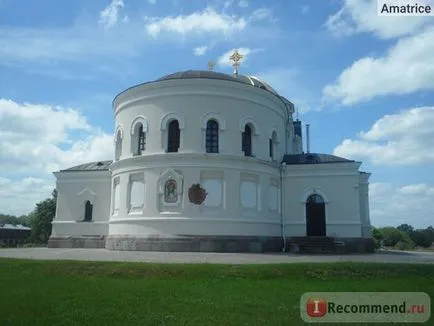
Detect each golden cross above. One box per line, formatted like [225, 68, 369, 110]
[208, 60, 215, 71]
[229, 49, 243, 76]
[229, 49, 243, 65]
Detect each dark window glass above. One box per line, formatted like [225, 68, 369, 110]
[84, 200, 93, 221]
[307, 194, 324, 204]
[206, 120, 219, 153]
[167, 120, 180, 152]
[269, 138, 273, 159]
[138, 124, 146, 154]
[242, 125, 252, 156]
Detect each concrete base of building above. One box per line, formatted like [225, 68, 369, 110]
[48, 235, 375, 253]
[48, 235, 106, 249]
[105, 235, 283, 253]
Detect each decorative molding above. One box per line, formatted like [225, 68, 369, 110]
[160, 112, 185, 130]
[76, 187, 97, 197]
[239, 116, 259, 135]
[114, 125, 124, 143]
[300, 188, 330, 203]
[200, 112, 226, 130]
[131, 116, 149, 134]
[268, 125, 280, 141]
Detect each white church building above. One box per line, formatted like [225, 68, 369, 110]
[49, 56, 374, 253]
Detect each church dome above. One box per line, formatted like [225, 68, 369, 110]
[157, 70, 279, 95]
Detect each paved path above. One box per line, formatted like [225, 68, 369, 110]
[0, 248, 434, 264]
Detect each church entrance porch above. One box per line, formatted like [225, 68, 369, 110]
[305, 194, 326, 237]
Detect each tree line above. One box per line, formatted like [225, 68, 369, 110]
[372, 224, 434, 250]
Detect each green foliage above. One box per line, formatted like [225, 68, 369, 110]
[397, 223, 414, 235]
[0, 214, 30, 227]
[411, 229, 434, 248]
[29, 190, 57, 244]
[378, 227, 407, 247]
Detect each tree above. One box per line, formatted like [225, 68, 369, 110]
[29, 190, 57, 244]
[378, 226, 414, 249]
[411, 229, 434, 248]
[397, 223, 414, 235]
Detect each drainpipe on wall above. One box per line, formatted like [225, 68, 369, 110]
[280, 162, 286, 252]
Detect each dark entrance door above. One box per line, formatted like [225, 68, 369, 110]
[306, 194, 326, 236]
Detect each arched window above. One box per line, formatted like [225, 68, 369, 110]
[115, 130, 122, 161]
[242, 124, 252, 157]
[167, 120, 180, 152]
[206, 120, 219, 153]
[269, 131, 277, 160]
[138, 124, 146, 155]
[84, 200, 93, 222]
[132, 122, 146, 156]
[307, 194, 324, 204]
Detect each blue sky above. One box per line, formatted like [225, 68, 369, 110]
[0, 0, 433, 228]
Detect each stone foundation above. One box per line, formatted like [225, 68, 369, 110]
[285, 237, 375, 254]
[48, 235, 106, 249]
[48, 235, 375, 253]
[105, 235, 283, 253]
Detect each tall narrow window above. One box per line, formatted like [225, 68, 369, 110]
[138, 124, 146, 155]
[167, 120, 180, 152]
[115, 130, 122, 161]
[206, 120, 219, 153]
[84, 200, 93, 221]
[269, 138, 273, 159]
[270, 131, 277, 160]
[242, 125, 252, 157]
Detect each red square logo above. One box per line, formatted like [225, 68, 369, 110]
[306, 297, 327, 317]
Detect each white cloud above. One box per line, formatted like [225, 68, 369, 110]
[144, 8, 247, 38]
[370, 182, 434, 228]
[149, 0, 156, 4]
[333, 107, 434, 165]
[238, 0, 248, 8]
[249, 8, 273, 22]
[325, 0, 433, 39]
[0, 99, 113, 174]
[0, 99, 114, 215]
[0, 177, 55, 216]
[99, 0, 126, 29]
[193, 46, 208, 56]
[323, 27, 434, 105]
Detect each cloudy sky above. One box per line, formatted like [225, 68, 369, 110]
[0, 0, 433, 228]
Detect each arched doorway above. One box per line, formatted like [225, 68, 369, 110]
[306, 194, 326, 236]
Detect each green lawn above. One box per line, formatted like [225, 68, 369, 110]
[0, 259, 432, 325]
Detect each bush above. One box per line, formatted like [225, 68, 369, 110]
[394, 240, 414, 250]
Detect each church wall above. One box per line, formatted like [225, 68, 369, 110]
[51, 171, 110, 237]
[108, 154, 281, 239]
[359, 173, 372, 238]
[113, 79, 288, 163]
[283, 163, 363, 238]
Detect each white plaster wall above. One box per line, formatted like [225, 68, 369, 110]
[51, 171, 111, 236]
[359, 172, 372, 237]
[283, 162, 363, 238]
[108, 154, 281, 237]
[113, 79, 290, 163]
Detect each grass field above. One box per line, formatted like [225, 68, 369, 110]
[0, 259, 432, 325]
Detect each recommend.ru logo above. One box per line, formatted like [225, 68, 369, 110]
[300, 292, 430, 323]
